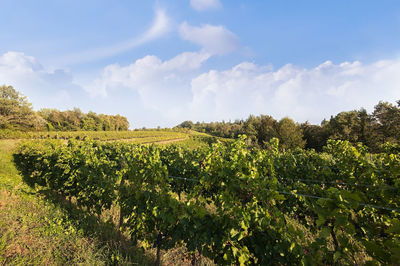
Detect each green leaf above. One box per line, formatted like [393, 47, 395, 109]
[333, 251, 341, 262]
[318, 228, 331, 239]
[230, 228, 239, 238]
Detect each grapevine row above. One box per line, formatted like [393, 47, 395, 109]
[13, 137, 400, 264]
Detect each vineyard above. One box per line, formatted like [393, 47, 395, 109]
[11, 136, 400, 265]
[0, 129, 227, 149]
[0, 129, 188, 141]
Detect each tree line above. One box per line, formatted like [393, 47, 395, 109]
[0, 85, 129, 131]
[176, 100, 400, 152]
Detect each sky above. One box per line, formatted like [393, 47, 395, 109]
[1, 0, 400, 128]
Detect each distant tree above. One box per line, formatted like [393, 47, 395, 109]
[373, 101, 400, 144]
[257, 115, 279, 148]
[115, 115, 129, 130]
[357, 108, 380, 150]
[173, 99, 400, 152]
[301, 122, 329, 151]
[38, 107, 130, 131]
[277, 117, 305, 150]
[244, 115, 258, 137]
[0, 85, 45, 130]
[177, 121, 194, 129]
[81, 112, 98, 131]
[327, 111, 362, 143]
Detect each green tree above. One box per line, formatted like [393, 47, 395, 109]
[357, 108, 380, 150]
[277, 117, 305, 150]
[0, 85, 45, 130]
[257, 115, 278, 148]
[301, 122, 329, 151]
[177, 120, 194, 130]
[373, 100, 400, 144]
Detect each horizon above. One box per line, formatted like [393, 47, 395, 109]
[1, 0, 400, 128]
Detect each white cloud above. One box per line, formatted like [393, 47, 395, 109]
[189, 59, 400, 123]
[136, 8, 171, 45]
[4, 51, 400, 128]
[57, 8, 171, 66]
[179, 22, 240, 55]
[190, 0, 221, 11]
[0, 51, 83, 109]
[89, 51, 400, 127]
[86, 51, 210, 125]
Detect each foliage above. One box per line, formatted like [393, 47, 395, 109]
[177, 99, 400, 153]
[13, 136, 400, 265]
[176, 115, 305, 150]
[0, 85, 46, 130]
[1, 85, 129, 131]
[38, 108, 129, 131]
[0, 129, 187, 141]
[0, 140, 153, 265]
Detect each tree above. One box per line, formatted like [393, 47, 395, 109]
[0, 85, 45, 130]
[243, 115, 258, 144]
[301, 122, 329, 151]
[39, 108, 130, 131]
[357, 108, 379, 150]
[177, 120, 194, 129]
[327, 111, 362, 143]
[277, 117, 305, 150]
[257, 115, 278, 148]
[373, 101, 400, 144]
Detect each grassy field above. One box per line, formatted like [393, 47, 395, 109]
[0, 132, 221, 265]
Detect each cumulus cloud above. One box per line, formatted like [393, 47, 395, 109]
[86, 51, 210, 124]
[179, 22, 240, 55]
[57, 8, 171, 66]
[0, 51, 84, 109]
[189, 59, 400, 123]
[88, 51, 400, 127]
[5, 51, 400, 128]
[190, 0, 221, 11]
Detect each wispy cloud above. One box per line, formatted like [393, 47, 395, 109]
[57, 8, 171, 66]
[190, 0, 222, 11]
[179, 22, 240, 55]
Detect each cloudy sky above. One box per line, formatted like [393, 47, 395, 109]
[1, 0, 400, 128]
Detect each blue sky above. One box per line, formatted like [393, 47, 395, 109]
[1, 0, 400, 128]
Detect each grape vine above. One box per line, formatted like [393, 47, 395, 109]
[13, 136, 400, 265]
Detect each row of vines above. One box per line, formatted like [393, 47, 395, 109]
[13, 137, 400, 265]
[0, 129, 187, 141]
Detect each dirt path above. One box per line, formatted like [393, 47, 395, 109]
[149, 137, 188, 145]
